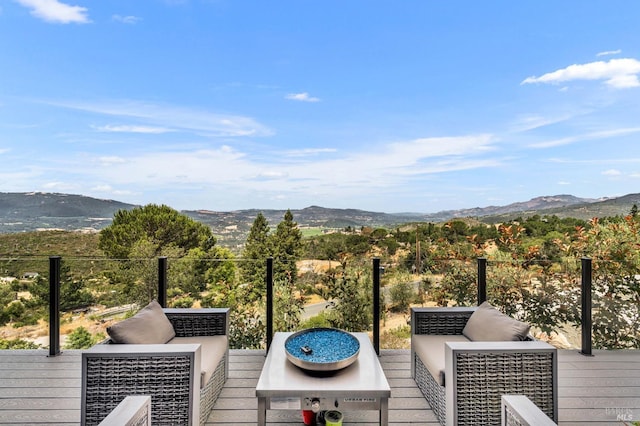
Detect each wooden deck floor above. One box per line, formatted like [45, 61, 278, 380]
[1, 349, 639, 425]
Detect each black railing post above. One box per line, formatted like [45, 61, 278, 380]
[581, 257, 593, 356]
[477, 257, 487, 305]
[373, 257, 381, 356]
[158, 256, 168, 308]
[49, 256, 61, 357]
[266, 257, 274, 353]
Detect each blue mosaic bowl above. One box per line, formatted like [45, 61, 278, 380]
[284, 328, 360, 372]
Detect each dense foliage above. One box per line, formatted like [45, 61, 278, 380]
[0, 210, 638, 350]
[97, 204, 228, 307]
[0, 338, 40, 349]
[65, 326, 104, 349]
[233, 209, 305, 347]
[408, 215, 639, 349]
[98, 204, 216, 259]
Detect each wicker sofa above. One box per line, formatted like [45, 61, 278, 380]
[81, 305, 229, 426]
[411, 304, 558, 426]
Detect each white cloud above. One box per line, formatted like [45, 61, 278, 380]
[112, 14, 141, 24]
[522, 58, 640, 89]
[73, 134, 497, 203]
[16, 0, 90, 24]
[254, 171, 289, 180]
[91, 184, 133, 196]
[45, 99, 273, 137]
[283, 148, 337, 157]
[602, 169, 622, 176]
[98, 156, 127, 166]
[93, 124, 173, 134]
[597, 49, 621, 57]
[530, 127, 640, 148]
[41, 181, 78, 191]
[510, 113, 574, 132]
[285, 92, 320, 102]
[0, 148, 10, 155]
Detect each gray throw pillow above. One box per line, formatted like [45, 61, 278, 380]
[107, 300, 176, 344]
[462, 301, 531, 341]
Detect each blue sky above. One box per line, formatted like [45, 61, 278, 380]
[2, 1, 640, 213]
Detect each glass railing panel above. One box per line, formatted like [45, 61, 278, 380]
[2, 255, 636, 351]
[486, 259, 582, 349]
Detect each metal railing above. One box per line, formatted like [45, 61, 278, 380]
[41, 256, 597, 357]
[475, 256, 593, 357]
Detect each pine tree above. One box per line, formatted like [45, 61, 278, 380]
[240, 212, 273, 301]
[99, 204, 216, 259]
[271, 209, 302, 285]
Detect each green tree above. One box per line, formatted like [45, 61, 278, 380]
[24, 261, 94, 316]
[58, 261, 95, 312]
[169, 246, 237, 298]
[389, 281, 413, 313]
[240, 212, 272, 301]
[98, 204, 215, 259]
[98, 205, 218, 307]
[271, 210, 303, 285]
[117, 239, 183, 306]
[273, 279, 303, 332]
[568, 217, 640, 348]
[4, 300, 25, 322]
[0, 284, 17, 326]
[442, 220, 470, 243]
[205, 247, 238, 288]
[322, 261, 372, 332]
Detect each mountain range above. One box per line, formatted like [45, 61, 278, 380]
[1, 192, 639, 246]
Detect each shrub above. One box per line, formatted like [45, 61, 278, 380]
[170, 296, 194, 308]
[381, 325, 411, 349]
[322, 262, 372, 332]
[0, 338, 40, 349]
[299, 311, 332, 329]
[65, 326, 102, 349]
[388, 281, 414, 313]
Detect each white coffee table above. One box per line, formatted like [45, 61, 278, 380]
[256, 332, 391, 425]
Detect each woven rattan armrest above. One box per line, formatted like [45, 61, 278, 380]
[445, 341, 558, 426]
[82, 344, 201, 426]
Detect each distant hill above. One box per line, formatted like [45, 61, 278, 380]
[0, 192, 137, 233]
[418, 194, 599, 223]
[480, 193, 640, 223]
[1, 192, 638, 247]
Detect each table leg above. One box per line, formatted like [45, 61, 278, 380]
[258, 397, 266, 426]
[380, 397, 389, 426]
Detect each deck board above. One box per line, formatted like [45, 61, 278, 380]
[0, 349, 638, 425]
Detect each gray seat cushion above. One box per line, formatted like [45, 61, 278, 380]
[462, 301, 531, 341]
[169, 335, 227, 388]
[413, 334, 469, 386]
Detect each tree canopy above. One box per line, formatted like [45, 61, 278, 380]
[98, 204, 216, 259]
